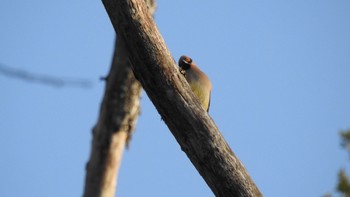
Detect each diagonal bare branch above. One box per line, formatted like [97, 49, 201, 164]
[102, 0, 262, 196]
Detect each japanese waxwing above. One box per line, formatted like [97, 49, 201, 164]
[178, 55, 212, 112]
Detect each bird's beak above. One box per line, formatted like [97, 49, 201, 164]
[183, 60, 189, 64]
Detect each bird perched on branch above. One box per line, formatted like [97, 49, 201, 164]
[178, 55, 212, 112]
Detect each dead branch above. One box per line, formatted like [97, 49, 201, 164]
[102, 0, 262, 196]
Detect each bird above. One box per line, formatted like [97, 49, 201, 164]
[178, 55, 212, 112]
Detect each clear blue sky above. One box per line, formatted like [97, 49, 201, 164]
[1, 1, 350, 196]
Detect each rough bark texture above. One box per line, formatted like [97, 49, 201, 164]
[102, 0, 262, 196]
[83, 39, 141, 197]
[83, 1, 156, 196]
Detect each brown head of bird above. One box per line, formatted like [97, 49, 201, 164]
[179, 55, 192, 73]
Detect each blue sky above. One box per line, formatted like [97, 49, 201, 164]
[1, 1, 350, 196]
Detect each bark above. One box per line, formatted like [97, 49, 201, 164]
[102, 0, 262, 196]
[83, 1, 156, 197]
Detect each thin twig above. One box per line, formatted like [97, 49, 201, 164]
[0, 63, 92, 88]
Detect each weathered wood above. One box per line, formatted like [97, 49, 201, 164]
[83, 39, 142, 197]
[102, 0, 262, 196]
[83, 1, 157, 196]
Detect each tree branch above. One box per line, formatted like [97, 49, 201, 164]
[83, 1, 156, 196]
[0, 63, 92, 88]
[102, 0, 262, 196]
[83, 38, 141, 197]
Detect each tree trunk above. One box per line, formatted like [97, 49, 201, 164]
[102, 0, 262, 196]
[83, 1, 156, 197]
